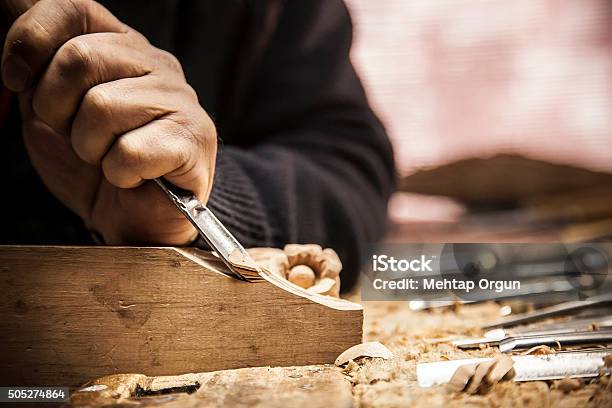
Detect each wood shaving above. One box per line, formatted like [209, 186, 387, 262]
[250, 244, 343, 297]
[247, 247, 289, 278]
[446, 363, 479, 393]
[335, 342, 394, 366]
[520, 344, 557, 355]
[484, 355, 515, 385]
[308, 277, 340, 297]
[447, 355, 515, 395]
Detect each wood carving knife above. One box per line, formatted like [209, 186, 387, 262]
[155, 178, 263, 282]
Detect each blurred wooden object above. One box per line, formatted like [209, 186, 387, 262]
[399, 154, 612, 207]
[524, 185, 612, 224]
[562, 218, 612, 242]
[0, 246, 362, 387]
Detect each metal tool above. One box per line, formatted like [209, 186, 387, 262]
[482, 293, 612, 329]
[417, 349, 611, 387]
[454, 316, 612, 349]
[155, 178, 262, 282]
[485, 315, 612, 339]
[498, 328, 612, 352]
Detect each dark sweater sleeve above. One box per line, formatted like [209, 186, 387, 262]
[207, 0, 395, 290]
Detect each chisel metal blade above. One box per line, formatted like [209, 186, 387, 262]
[498, 328, 612, 352]
[155, 178, 263, 282]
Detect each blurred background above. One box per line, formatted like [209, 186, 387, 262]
[345, 0, 612, 243]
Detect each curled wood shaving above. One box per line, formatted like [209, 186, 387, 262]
[446, 363, 479, 393]
[519, 345, 556, 355]
[249, 245, 343, 297]
[483, 355, 515, 385]
[247, 247, 289, 278]
[465, 360, 497, 394]
[308, 277, 340, 297]
[334, 342, 394, 366]
[447, 355, 515, 395]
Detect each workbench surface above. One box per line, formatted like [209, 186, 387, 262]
[66, 300, 612, 408]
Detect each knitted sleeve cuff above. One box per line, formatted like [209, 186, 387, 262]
[193, 147, 274, 249]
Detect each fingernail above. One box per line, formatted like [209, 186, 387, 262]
[2, 55, 31, 92]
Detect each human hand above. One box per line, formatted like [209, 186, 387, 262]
[2, 0, 217, 244]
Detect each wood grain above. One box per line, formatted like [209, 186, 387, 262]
[0, 246, 363, 387]
[70, 365, 354, 408]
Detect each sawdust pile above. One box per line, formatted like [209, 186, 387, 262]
[342, 301, 612, 408]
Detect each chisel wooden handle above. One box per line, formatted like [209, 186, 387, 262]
[1, 0, 37, 23]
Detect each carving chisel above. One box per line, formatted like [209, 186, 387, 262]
[498, 328, 612, 353]
[482, 293, 612, 329]
[155, 178, 263, 282]
[454, 316, 612, 349]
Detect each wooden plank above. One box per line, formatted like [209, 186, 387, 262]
[0, 246, 363, 387]
[69, 365, 354, 408]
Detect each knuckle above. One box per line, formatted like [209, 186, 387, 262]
[82, 86, 113, 122]
[113, 137, 143, 170]
[193, 108, 217, 143]
[157, 50, 184, 75]
[167, 109, 215, 156]
[55, 37, 93, 78]
[70, 125, 102, 165]
[183, 84, 199, 102]
[66, 0, 92, 9]
[6, 14, 45, 56]
[60, 0, 92, 20]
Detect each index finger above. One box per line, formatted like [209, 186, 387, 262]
[2, 0, 127, 92]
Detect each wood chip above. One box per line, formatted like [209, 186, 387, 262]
[484, 354, 515, 385]
[520, 345, 556, 355]
[447, 363, 479, 393]
[464, 359, 497, 394]
[334, 342, 394, 366]
[307, 277, 340, 297]
[247, 247, 289, 278]
[446, 354, 515, 395]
